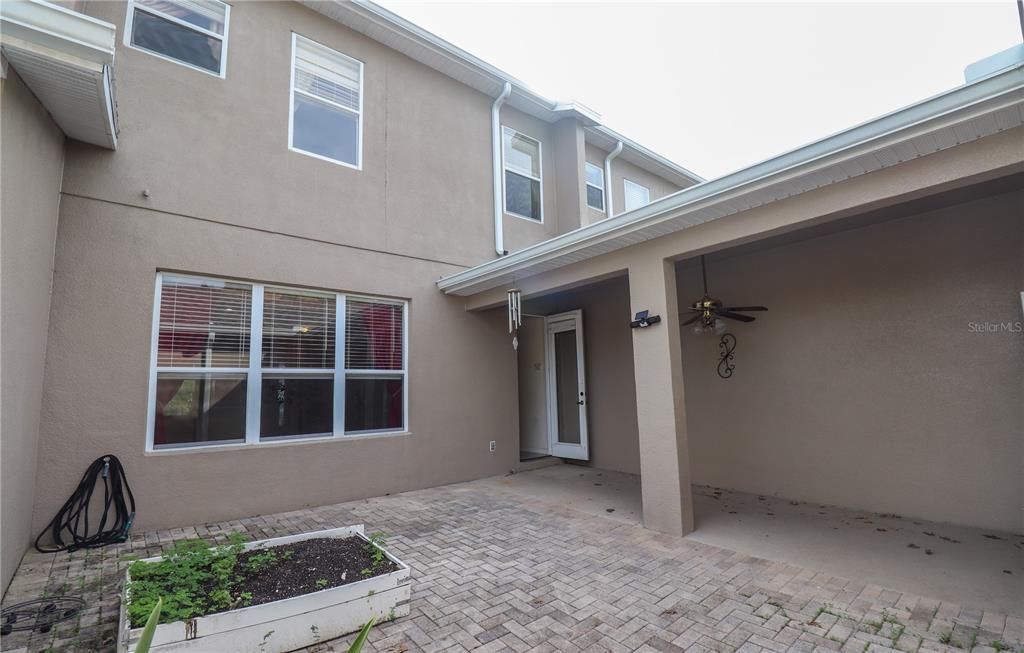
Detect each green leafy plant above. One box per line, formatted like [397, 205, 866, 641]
[133, 596, 162, 653]
[939, 631, 961, 648]
[315, 578, 329, 590]
[361, 532, 389, 577]
[126, 534, 248, 627]
[245, 550, 279, 573]
[347, 618, 374, 653]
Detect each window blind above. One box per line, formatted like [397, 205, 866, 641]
[136, 0, 227, 34]
[294, 37, 361, 112]
[624, 180, 650, 211]
[345, 299, 403, 370]
[157, 276, 251, 368]
[262, 289, 336, 369]
[503, 129, 540, 178]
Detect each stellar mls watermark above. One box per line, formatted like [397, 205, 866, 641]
[967, 321, 1023, 333]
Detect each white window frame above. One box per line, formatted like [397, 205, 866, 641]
[584, 162, 605, 211]
[501, 126, 543, 223]
[288, 33, 364, 170]
[145, 272, 408, 452]
[623, 178, 651, 211]
[124, 0, 231, 78]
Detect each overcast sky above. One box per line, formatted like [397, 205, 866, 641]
[378, 1, 1021, 180]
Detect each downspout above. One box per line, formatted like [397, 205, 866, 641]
[603, 140, 623, 219]
[491, 81, 512, 256]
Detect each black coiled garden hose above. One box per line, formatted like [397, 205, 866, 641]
[34, 454, 136, 553]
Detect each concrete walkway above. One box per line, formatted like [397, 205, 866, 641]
[488, 465, 1023, 617]
[2, 470, 1022, 652]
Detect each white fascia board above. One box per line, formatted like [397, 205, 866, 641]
[0, 0, 115, 66]
[438, 63, 1024, 296]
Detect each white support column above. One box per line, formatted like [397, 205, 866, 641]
[627, 257, 695, 536]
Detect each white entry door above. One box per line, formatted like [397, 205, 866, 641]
[545, 310, 589, 460]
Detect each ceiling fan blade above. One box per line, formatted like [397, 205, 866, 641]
[681, 314, 703, 326]
[717, 311, 756, 322]
[724, 306, 768, 311]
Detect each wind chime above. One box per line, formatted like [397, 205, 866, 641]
[507, 288, 522, 350]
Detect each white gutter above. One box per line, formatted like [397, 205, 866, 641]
[0, 0, 115, 65]
[590, 125, 704, 185]
[491, 81, 512, 256]
[438, 60, 1024, 295]
[603, 141, 623, 220]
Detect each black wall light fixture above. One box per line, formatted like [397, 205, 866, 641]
[630, 310, 661, 329]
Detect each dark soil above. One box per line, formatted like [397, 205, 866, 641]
[214, 537, 397, 612]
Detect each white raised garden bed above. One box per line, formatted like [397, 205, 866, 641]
[117, 525, 410, 652]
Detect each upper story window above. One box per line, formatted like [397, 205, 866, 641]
[585, 163, 605, 211]
[502, 127, 542, 222]
[148, 273, 406, 451]
[289, 34, 363, 169]
[624, 179, 651, 211]
[125, 0, 230, 77]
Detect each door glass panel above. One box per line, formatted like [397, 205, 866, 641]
[554, 329, 581, 445]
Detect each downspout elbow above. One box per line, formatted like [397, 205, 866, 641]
[491, 82, 513, 256]
[603, 140, 623, 220]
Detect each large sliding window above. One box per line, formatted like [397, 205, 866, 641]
[148, 273, 406, 450]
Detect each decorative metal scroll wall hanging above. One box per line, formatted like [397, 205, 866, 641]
[717, 333, 737, 379]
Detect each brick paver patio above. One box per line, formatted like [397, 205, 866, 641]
[2, 474, 1021, 652]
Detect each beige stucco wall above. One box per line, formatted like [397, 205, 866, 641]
[33, 197, 518, 533]
[68, 1, 496, 268]
[1, 69, 65, 592]
[30, 0, 533, 534]
[679, 190, 1023, 532]
[516, 316, 548, 455]
[520, 277, 641, 475]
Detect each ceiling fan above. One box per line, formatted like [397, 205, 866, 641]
[683, 255, 767, 334]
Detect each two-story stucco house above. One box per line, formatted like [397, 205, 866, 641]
[0, 0, 703, 590]
[1, 0, 1021, 598]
